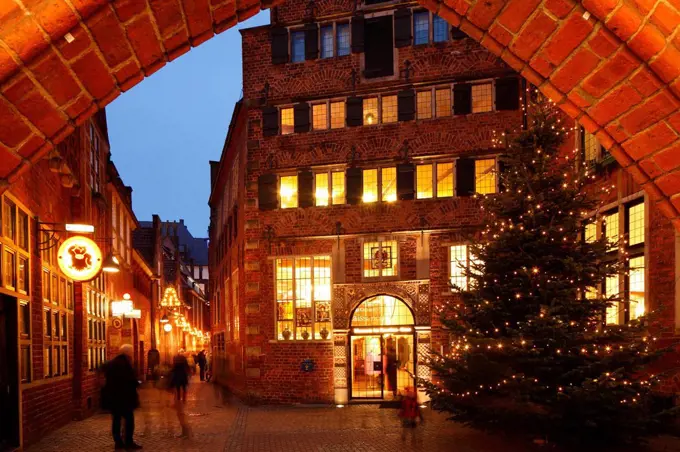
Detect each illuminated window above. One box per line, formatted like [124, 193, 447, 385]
[417, 90, 432, 120]
[291, 30, 305, 63]
[3, 249, 15, 290]
[475, 159, 496, 194]
[332, 171, 345, 204]
[315, 173, 330, 206]
[363, 241, 398, 278]
[628, 255, 645, 321]
[337, 24, 350, 56]
[435, 88, 451, 117]
[275, 256, 332, 340]
[433, 15, 448, 42]
[627, 202, 644, 246]
[363, 97, 378, 125]
[604, 211, 619, 252]
[281, 107, 294, 135]
[414, 11, 429, 45]
[584, 222, 597, 243]
[381, 167, 397, 202]
[605, 274, 620, 325]
[312, 103, 328, 130]
[436, 162, 454, 197]
[416, 164, 433, 199]
[450, 245, 477, 291]
[363, 169, 378, 203]
[583, 129, 601, 164]
[351, 295, 414, 326]
[472, 83, 493, 113]
[330, 101, 345, 129]
[321, 25, 334, 58]
[2, 198, 16, 241]
[381, 95, 398, 123]
[280, 175, 298, 208]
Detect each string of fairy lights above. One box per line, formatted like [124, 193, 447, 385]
[424, 89, 662, 405]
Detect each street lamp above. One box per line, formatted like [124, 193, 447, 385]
[102, 254, 120, 273]
[163, 323, 172, 333]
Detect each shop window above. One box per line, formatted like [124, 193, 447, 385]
[364, 16, 394, 78]
[280, 175, 298, 209]
[330, 101, 345, 129]
[363, 97, 378, 125]
[605, 274, 620, 325]
[381, 95, 398, 123]
[413, 11, 429, 45]
[381, 167, 397, 202]
[337, 24, 350, 56]
[332, 171, 345, 204]
[363, 169, 378, 203]
[433, 15, 448, 42]
[416, 90, 432, 120]
[628, 255, 645, 321]
[321, 25, 333, 58]
[435, 88, 451, 117]
[281, 107, 294, 135]
[315, 173, 330, 206]
[471, 83, 493, 113]
[275, 256, 331, 340]
[363, 240, 398, 278]
[291, 30, 305, 62]
[450, 245, 480, 291]
[436, 162, 454, 197]
[416, 164, 433, 199]
[312, 103, 328, 130]
[87, 275, 106, 372]
[627, 202, 644, 246]
[584, 222, 597, 243]
[475, 159, 496, 194]
[604, 211, 619, 252]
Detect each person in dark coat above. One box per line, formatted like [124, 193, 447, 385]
[170, 350, 192, 437]
[101, 344, 142, 450]
[196, 350, 207, 381]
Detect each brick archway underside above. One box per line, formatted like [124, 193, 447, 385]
[1, 1, 680, 225]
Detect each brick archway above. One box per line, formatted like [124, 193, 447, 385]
[1, 1, 679, 225]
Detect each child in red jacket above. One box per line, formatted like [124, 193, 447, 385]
[398, 387, 424, 443]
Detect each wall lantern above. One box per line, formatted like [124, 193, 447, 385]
[163, 323, 173, 333]
[160, 314, 169, 324]
[102, 254, 120, 273]
[57, 236, 103, 282]
[65, 223, 95, 233]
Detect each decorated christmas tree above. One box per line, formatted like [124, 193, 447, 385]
[423, 98, 677, 447]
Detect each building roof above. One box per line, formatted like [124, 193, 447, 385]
[140, 219, 209, 266]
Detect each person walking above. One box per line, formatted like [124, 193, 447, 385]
[101, 344, 142, 450]
[398, 387, 424, 445]
[196, 350, 207, 382]
[170, 349, 192, 438]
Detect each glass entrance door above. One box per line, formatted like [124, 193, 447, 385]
[350, 335, 383, 398]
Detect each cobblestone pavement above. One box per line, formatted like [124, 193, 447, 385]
[26, 381, 680, 452]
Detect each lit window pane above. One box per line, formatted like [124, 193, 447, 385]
[629, 256, 645, 320]
[583, 130, 601, 163]
[363, 241, 380, 278]
[3, 249, 16, 289]
[312, 103, 328, 130]
[381, 167, 397, 202]
[605, 275, 620, 325]
[295, 257, 312, 340]
[280, 175, 298, 209]
[436, 162, 454, 197]
[381, 241, 398, 276]
[363, 98, 378, 125]
[276, 258, 294, 339]
[417, 91, 432, 120]
[604, 211, 619, 252]
[332, 171, 345, 205]
[435, 88, 451, 117]
[416, 164, 433, 199]
[450, 245, 468, 291]
[315, 173, 329, 206]
[414, 11, 429, 45]
[364, 241, 398, 278]
[330, 102, 345, 129]
[281, 108, 294, 135]
[475, 159, 496, 194]
[433, 15, 448, 42]
[291, 31, 305, 63]
[381, 95, 398, 123]
[628, 203, 644, 246]
[337, 24, 350, 56]
[472, 83, 493, 113]
[363, 169, 378, 203]
[320, 25, 333, 58]
[585, 222, 597, 243]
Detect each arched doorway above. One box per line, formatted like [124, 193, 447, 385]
[349, 295, 415, 400]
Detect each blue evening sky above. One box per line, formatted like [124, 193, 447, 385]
[107, 12, 269, 239]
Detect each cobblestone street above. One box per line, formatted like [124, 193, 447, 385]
[25, 380, 680, 452]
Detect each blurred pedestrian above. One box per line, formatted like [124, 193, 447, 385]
[398, 387, 424, 445]
[170, 349, 191, 438]
[197, 350, 207, 381]
[101, 344, 142, 450]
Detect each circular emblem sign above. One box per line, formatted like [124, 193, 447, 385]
[112, 318, 123, 329]
[57, 236, 103, 281]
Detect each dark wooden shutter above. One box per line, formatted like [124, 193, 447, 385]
[397, 163, 415, 200]
[495, 77, 520, 111]
[346, 168, 363, 205]
[451, 27, 467, 40]
[456, 159, 475, 197]
[271, 27, 289, 64]
[262, 107, 279, 137]
[304, 23, 318, 60]
[453, 83, 472, 115]
[258, 174, 278, 210]
[398, 89, 415, 122]
[294, 102, 310, 133]
[394, 8, 412, 48]
[346, 97, 363, 127]
[298, 170, 314, 207]
[351, 15, 365, 53]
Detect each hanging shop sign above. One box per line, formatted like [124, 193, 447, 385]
[111, 300, 134, 317]
[57, 236, 103, 281]
[126, 309, 142, 319]
[112, 318, 123, 329]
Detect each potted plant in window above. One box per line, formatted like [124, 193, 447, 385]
[320, 327, 329, 340]
[301, 329, 310, 340]
[282, 327, 292, 340]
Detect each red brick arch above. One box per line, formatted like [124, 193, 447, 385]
[1, 0, 679, 224]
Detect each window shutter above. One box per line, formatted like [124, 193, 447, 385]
[453, 83, 472, 115]
[351, 15, 365, 53]
[298, 170, 314, 207]
[346, 96, 363, 127]
[271, 27, 289, 64]
[394, 8, 412, 48]
[456, 159, 475, 196]
[258, 174, 278, 210]
[451, 27, 467, 40]
[495, 77, 520, 111]
[397, 89, 415, 122]
[346, 168, 363, 205]
[294, 102, 310, 133]
[304, 23, 318, 60]
[397, 163, 415, 200]
[262, 107, 279, 137]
